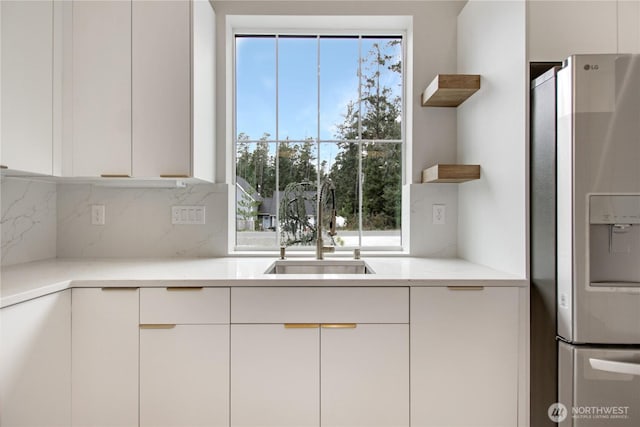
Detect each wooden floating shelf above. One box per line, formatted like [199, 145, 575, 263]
[421, 74, 480, 107]
[422, 164, 480, 183]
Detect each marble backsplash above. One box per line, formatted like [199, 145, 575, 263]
[56, 183, 228, 258]
[409, 183, 458, 258]
[1, 178, 454, 264]
[1, 177, 57, 266]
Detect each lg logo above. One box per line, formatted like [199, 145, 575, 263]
[584, 64, 600, 71]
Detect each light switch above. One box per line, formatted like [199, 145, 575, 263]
[172, 206, 206, 225]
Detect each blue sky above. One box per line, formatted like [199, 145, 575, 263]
[236, 36, 401, 140]
[235, 35, 401, 170]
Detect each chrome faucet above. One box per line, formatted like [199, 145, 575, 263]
[316, 180, 337, 260]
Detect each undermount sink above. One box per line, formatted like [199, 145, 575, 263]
[264, 259, 375, 275]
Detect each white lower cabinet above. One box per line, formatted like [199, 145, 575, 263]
[139, 287, 230, 427]
[411, 286, 520, 427]
[140, 324, 229, 427]
[321, 324, 409, 427]
[0, 291, 71, 427]
[231, 324, 320, 427]
[230, 287, 410, 427]
[1, 283, 523, 427]
[72, 288, 139, 427]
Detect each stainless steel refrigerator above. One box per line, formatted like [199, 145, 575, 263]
[533, 54, 640, 427]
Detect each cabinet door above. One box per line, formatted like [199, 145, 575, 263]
[140, 324, 229, 427]
[0, 291, 71, 426]
[132, 0, 191, 177]
[0, 0, 53, 174]
[321, 324, 409, 427]
[72, 0, 131, 177]
[231, 324, 320, 427]
[72, 288, 138, 427]
[411, 286, 519, 427]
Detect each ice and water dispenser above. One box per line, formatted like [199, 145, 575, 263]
[590, 195, 640, 286]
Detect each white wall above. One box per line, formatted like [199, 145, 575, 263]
[457, 0, 527, 276]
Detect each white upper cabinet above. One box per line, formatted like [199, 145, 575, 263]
[527, 0, 640, 61]
[70, 0, 215, 180]
[72, 0, 132, 177]
[132, 1, 192, 178]
[1, 0, 55, 175]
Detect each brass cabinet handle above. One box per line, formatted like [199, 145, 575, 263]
[446, 286, 485, 291]
[0, 165, 8, 169]
[284, 323, 320, 329]
[166, 287, 204, 291]
[100, 174, 131, 178]
[101, 287, 138, 291]
[140, 324, 176, 329]
[321, 323, 357, 329]
[160, 174, 189, 178]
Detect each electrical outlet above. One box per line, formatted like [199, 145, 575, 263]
[433, 204, 445, 225]
[91, 205, 105, 225]
[172, 206, 206, 225]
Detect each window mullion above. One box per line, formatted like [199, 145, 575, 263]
[316, 35, 321, 242]
[357, 36, 363, 249]
[275, 35, 281, 247]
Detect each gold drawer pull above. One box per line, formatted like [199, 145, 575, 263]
[446, 286, 485, 291]
[321, 323, 357, 329]
[100, 174, 130, 178]
[140, 324, 176, 329]
[160, 174, 189, 178]
[101, 287, 137, 291]
[284, 323, 320, 329]
[0, 165, 8, 169]
[166, 287, 204, 291]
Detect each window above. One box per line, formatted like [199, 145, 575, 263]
[234, 33, 404, 250]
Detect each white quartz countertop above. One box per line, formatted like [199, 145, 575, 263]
[1, 257, 527, 307]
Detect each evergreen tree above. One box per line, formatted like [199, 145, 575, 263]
[331, 39, 402, 230]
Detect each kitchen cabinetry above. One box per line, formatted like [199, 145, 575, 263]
[0, 291, 71, 426]
[72, 288, 139, 427]
[411, 286, 519, 427]
[71, 0, 215, 179]
[139, 287, 230, 427]
[231, 324, 320, 427]
[1, 0, 56, 175]
[231, 287, 409, 427]
[72, 0, 132, 177]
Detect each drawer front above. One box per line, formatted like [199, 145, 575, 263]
[231, 287, 408, 324]
[140, 287, 229, 324]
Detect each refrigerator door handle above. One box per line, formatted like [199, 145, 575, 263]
[589, 358, 640, 376]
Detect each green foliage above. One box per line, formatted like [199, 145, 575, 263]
[332, 40, 402, 230]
